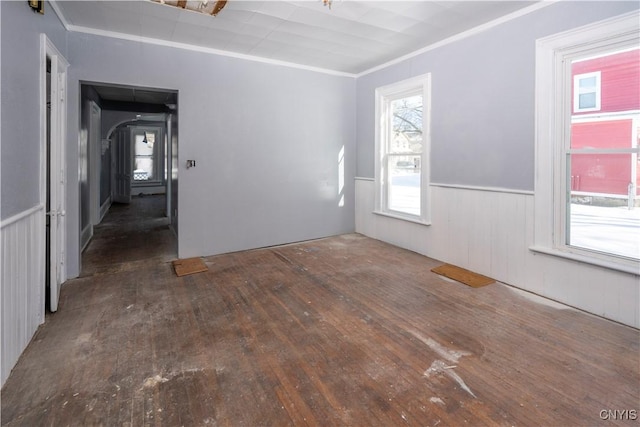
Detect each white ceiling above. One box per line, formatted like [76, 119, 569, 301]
[53, 0, 539, 75]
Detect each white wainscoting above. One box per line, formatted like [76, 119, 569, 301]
[1, 205, 46, 386]
[355, 178, 639, 328]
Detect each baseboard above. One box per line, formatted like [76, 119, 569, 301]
[99, 197, 111, 223]
[80, 224, 93, 252]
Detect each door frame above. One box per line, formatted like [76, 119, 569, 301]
[130, 125, 165, 190]
[89, 100, 101, 226]
[41, 34, 68, 312]
[111, 126, 133, 204]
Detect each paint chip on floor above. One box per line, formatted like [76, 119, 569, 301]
[429, 397, 445, 406]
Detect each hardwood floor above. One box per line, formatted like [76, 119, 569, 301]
[80, 195, 176, 277]
[2, 198, 638, 426]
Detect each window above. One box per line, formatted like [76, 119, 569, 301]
[375, 73, 431, 224]
[132, 127, 163, 183]
[573, 71, 601, 112]
[534, 11, 639, 273]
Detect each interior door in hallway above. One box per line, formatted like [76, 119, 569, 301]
[44, 36, 68, 312]
[112, 128, 131, 204]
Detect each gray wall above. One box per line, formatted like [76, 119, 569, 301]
[1, 0, 69, 389]
[65, 32, 356, 276]
[79, 86, 101, 247]
[1, 1, 67, 220]
[355, 1, 640, 191]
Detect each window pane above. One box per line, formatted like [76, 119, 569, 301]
[568, 48, 639, 260]
[579, 76, 596, 89]
[571, 119, 633, 150]
[390, 95, 422, 154]
[570, 152, 631, 195]
[569, 201, 640, 260]
[572, 48, 639, 114]
[376, 74, 430, 222]
[135, 133, 153, 156]
[578, 93, 596, 109]
[388, 155, 420, 216]
[568, 152, 640, 260]
[134, 132, 155, 181]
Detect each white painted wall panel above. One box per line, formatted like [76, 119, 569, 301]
[1, 206, 45, 386]
[355, 179, 639, 328]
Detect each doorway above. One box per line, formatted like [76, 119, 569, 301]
[77, 83, 178, 276]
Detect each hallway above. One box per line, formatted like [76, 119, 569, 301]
[80, 195, 176, 277]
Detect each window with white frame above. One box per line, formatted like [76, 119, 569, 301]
[573, 71, 601, 112]
[375, 73, 431, 223]
[132, 127, 163, 184]
[534, 11, 640, 274]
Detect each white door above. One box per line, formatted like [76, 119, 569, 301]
[44, 36, 68, 312]
[113, 128, 132, 204]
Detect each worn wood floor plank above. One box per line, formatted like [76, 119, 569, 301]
[2, 196, 638, 426]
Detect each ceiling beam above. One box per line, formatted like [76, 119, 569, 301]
[211, 0, 227, 16]
[100, 99, 174, 114]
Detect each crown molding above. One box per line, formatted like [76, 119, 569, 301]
[357, 1, 558, 78]
[49, 0, 559, 79]
[49, 0, 71, 31]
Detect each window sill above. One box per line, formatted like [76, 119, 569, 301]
[529, 245, 640, 276]
[132, 181, 164, 187]
[373, 210, 431, 226]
